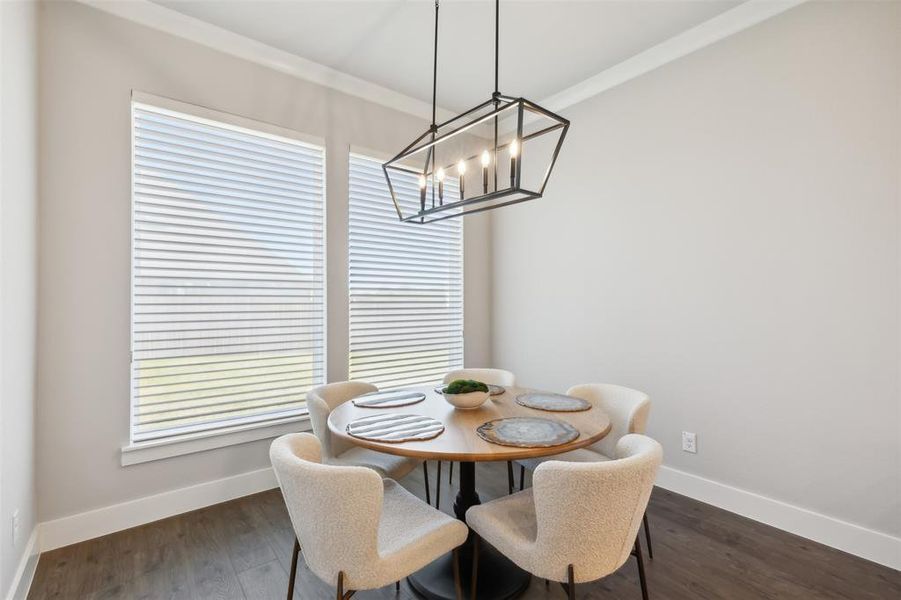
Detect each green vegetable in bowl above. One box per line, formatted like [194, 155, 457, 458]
[444, 379, 489, 394]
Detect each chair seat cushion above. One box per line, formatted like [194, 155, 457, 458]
[466, 489, 539, 572]
[369, 480, 469, 587]
[329, 446, 417, 480]
[517, 448, 610, 472]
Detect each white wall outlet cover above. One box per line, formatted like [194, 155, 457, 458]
[682, 431, 698, 454]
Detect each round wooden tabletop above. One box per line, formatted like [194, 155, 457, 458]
[327, 385, 612, 462]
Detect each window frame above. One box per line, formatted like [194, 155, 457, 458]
[123, 91, 326, 465]
[346, 149, 465, 389]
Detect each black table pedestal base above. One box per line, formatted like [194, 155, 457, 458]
[407, 545, 530, 600]
[408, 461, 531, 600]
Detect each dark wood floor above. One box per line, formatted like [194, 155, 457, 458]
[29, 461, 900, 599]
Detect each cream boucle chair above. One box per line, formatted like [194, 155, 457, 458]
[443, 368, 516, 387]
[270, 433, 469, 599]
[467, 434, 662, 600]
[438, 368, 518, 505]
[516, 383, 655, 557]
[307, 381, 421, 485]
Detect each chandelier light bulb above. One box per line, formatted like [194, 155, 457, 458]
[480, 150, 491, 167]
[509, 138, 519, 158]
[437, 168, 446, 181]
[457, 160, 466, 175]
[418, 174, 427, 209]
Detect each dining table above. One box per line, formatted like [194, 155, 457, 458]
[327, 384, 612, 600]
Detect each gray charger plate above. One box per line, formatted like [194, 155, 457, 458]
[353, 390, 426, 408]
[515, 392, 591, 412]
[476, 417, 579, 448]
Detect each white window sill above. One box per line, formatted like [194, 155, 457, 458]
[121, 416, 312, 466]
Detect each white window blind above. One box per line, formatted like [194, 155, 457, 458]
[131, 99, 325, 444]
[348, 153, 463, 388]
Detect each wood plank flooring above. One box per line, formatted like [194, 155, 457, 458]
[29, 461, 901, 599]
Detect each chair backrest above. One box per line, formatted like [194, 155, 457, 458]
[307, 381, 377, 459]
[566, 383, 650, 458]
[270, 433, 383, 586]
[443, 368, 516, 386]
[532, 434, 662, 582]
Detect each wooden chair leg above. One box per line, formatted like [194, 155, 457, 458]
[643, 513, 654, 559]
[634, 539, 649, 600]
[287, 538, 300, 600]
[452, 548, 463, 600]
[423, 462, 431, 505]
[519, 465, 526, 491]
[470, 534, 480, 600]
[334, 571, 355, 600]
[567, 564, 576, 600]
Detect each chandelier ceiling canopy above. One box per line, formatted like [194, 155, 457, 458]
[382, 0, 570, 224]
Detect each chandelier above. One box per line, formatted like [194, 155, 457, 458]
[382, 0, 570, 223]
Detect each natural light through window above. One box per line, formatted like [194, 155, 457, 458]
[348, 153, 464, 388]
[130, 100, 326, 444]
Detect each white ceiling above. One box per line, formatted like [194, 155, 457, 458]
[152, 0, 744, 113]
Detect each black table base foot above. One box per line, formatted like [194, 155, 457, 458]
[408, 545, 531, 600]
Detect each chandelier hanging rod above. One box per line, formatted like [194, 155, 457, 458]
[494, 0, 500, 95]
[430, 0, 439, 129]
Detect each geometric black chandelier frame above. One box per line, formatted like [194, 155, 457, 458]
[383, 0, 570, 224]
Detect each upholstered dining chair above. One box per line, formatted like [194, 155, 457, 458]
[270, 433, 468, 599]
[307, 381, 427, 497]
[516, 383, 655, 557]
[437, 368, 517, 507]
[468, 434, 662, 600]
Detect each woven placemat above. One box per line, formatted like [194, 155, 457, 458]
[476, 417, 579, 448]
[346, 413, 444, 443]
[435, 384, 506, 396]
[352, 390, 426, 408]
[515, 392, 591, 412]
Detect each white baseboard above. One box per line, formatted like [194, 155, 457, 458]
[656, 465, 901, 571]
[39, 466, 278, 553]
[5, 528, 40, 600]
[17, 460, 899, 600]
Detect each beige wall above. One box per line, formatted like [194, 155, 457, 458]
[492, 0, 900, 536]
[36, 0, 491, 522]
[1, 0, 39, 593]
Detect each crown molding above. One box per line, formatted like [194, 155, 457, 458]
[76, 0, 808, 140]
[74, 0, 454, 124]
[538, 0, 809, 113]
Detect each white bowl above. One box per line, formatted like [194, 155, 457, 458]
[443, 390, 489, 410]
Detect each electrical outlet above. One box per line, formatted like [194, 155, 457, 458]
[12, 510, 20, 546]
[682, 431, 697, 454]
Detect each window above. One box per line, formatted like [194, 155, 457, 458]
[130, 97, 325, 445]
[348, 153, 463, 388]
